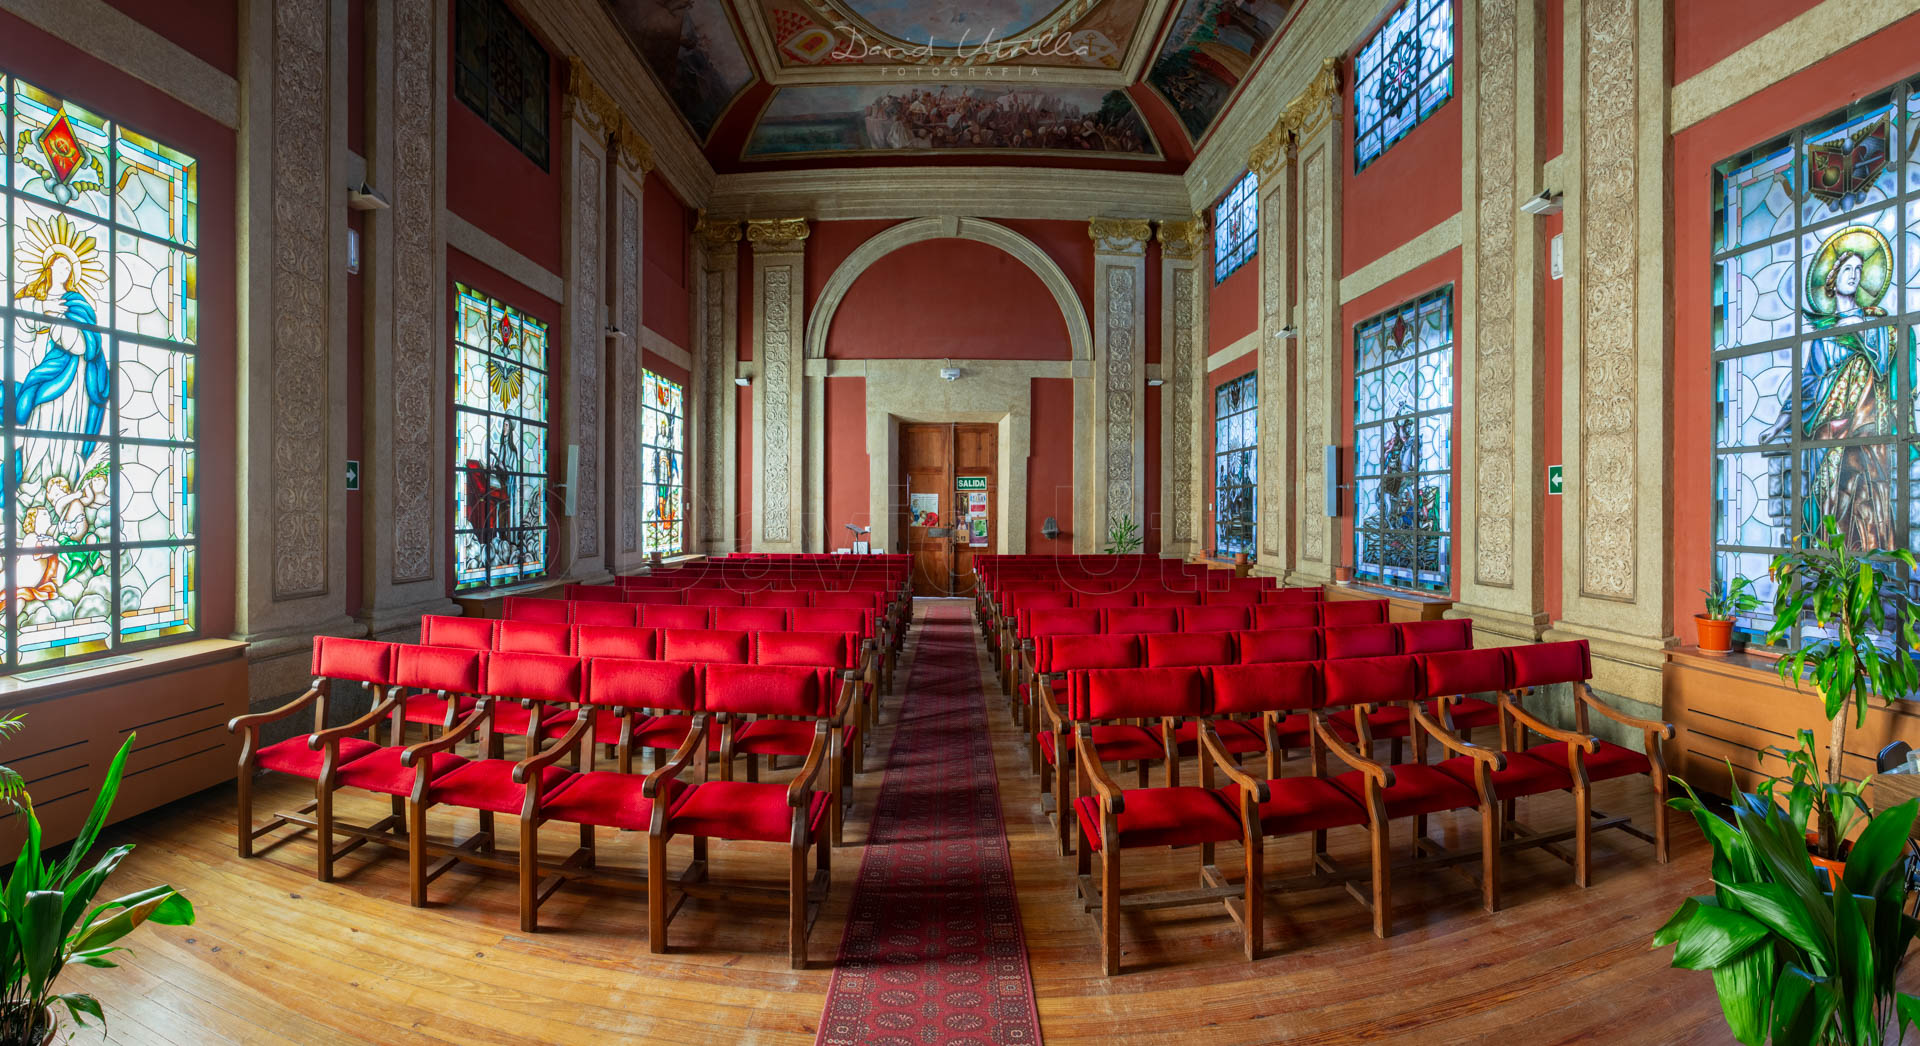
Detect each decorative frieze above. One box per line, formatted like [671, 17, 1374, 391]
[1300, 145, 1328, 564]
[387, 0, 437, 585]
[1155, 218, 1204, 261]
[747, 217, 810, 253]
[616, 179, 642, 559]
[1089, 217, 1152, 256]
[565, 56, 654, 173]
[1472, 0, 1518, 590]
[695, 216, 741, 552]
[750, 219, 807, 550]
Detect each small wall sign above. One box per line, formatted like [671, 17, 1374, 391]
[956, 476, 987, 491]
[1547, 464, 1563, 495]
[346, 460, 361, 491]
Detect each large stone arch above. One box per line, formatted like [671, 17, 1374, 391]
[803, 216, 1092, 361]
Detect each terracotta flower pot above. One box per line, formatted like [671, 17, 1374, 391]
[1332, 565, 1353, 586]
[1805, 832, 1848, 888]
[1695, 613, 1734, 656]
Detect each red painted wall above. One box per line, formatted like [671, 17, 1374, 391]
[735, 386, 753, 551]
[643, 176, 691, 350]
[1144, 384, 1161, 554]
[1335, 249, 1463, 598]
[446, 26, 562, 276]
[1028, 379, 1076, 553]
[1341, 27, 1463, 276]
[825, 238, 1071, 359]
[101, 0, 239, 76]
[824, 378, 870, 541]
[1208, 251, 1258, 353]
[1203, 349, 1258, 556]
[1673, 0, 1821, 84]
[1670, 14, 1920, 628]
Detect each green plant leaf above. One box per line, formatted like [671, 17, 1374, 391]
[1841, 799, 1917, 897]
[1711, 943, 1775, 1046]
[1718, 882, 1827, 956]
[1673, 906, 1773, 971]
[51, 735, 135, 886]
[53, 991, 103, 1029]
[16, 889, 64, 999]
[1769, 968, 1820, 1046]
[1897, 993, 1920, 1043]
[69, 885, 190, 954]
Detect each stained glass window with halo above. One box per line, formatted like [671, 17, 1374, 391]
[1353, 288, 1453, 592]
[453, 283, 550, 591]
[0, 74, 198, 671]
[1711, 77, 1920, 645]
[641, 370, 684, 556]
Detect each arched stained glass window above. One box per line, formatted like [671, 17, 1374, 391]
[1214, 373, 1257, 557]
[1214, 171, 1257, 284]
[1711, 77, 1920, 644]
[641, 370, 684, 556]
[453, 283, 550, 591]
[1353, 0, 1454, 173]
[0, 74, 199, 670]
[1353, 288, 1453, 592]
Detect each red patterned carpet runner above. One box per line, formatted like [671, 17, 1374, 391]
[815, 599, 1042, 1046]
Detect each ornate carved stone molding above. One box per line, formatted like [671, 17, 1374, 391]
[564, 56, 655, 173]
[1155, 218, 1205, 261]
[1089, 217, 1153, 256]
[387, 0, 437, 585]
[759, 266, 796, 546]
[1166, 264, 1199, 552]
[695, 213, 743, 250]
[1256, 167, 1293, 571]
[1472, 0, 1518, 590]
[615, 177, 642, 561]
[1299, 145, 1329, 565]
[746, 217, 810, 254]
[564, 128, 606, 569]
[695, 225, 740, 553]
[1103, 265, 1138, 529]
[1282, 56, 1342, 140]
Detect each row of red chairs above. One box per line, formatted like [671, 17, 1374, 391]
[552, 587, 897, 608]
[1050, 641, 1673, 973]
[230, 635, 865, 967]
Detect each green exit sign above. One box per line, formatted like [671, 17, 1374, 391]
[956, 476, 987, 491]
[1548, 464, 1563, 496]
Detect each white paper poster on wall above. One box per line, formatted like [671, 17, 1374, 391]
[966, 491, 989, 546]
[909, 492, 940, 528]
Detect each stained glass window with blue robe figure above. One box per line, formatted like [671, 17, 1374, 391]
[453, 284, 550, 591]
[1353, 289, 1453, 591]
[641, 371, 685, 556]
[1214, 373, 1257, 557]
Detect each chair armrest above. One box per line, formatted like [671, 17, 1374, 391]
[228, 685, 320, 733]
[1198, 724, 1269, 802]
[1073, 728, 1127, 814]
[308, 690, 402, 748]
[1036, 676, 1070, 732]
[1312, 712, 1392, 787]
[1575, 682, 1676, 740]
[513, 709, 592, 783]
[785, 722, 832, 808]
[1500, 693, 1600, 750]
[642, 714, 709, 800]
[1410, 707, 1506, 770]
[831, 670, 860, 724]
[401, 700, 491, 766]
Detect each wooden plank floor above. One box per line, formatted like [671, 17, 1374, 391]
[63, 602, 1790, 1044]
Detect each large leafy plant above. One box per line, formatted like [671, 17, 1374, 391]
[0, 732, 193, 1044]
[1759, 730, 1871, 863]
[1706, 572, 1763, 622]
[1766, 516, 1920, 855]
[1657, 774, 1920, 1045]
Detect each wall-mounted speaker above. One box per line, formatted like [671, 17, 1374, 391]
[1323, 445, 1340, 517]
[564, 444, 579, 517]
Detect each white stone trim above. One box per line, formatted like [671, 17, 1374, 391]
[3, 0, 240, 127]
[1670, 0, 1920, 132]
[710, 168, 1191, 223]
[1205, 331, 1260, 374]
[640, 326, 692, 370]
[444, 210, 565, 302]
[1337, 213, 1463, 304]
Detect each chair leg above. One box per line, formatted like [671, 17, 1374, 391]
[236, 769, 256, 859]
[519, 815, 541, 933]
[1101, 846, 1121, 976]
[1574, 780, 1593, 888]
[789, 834, 809, 969]
[1481, 802, 1501, 914]
[407, 800, 429, 907]
[829, 752, 845, 848]
[1653, 775, 1670, 863]
[1054, 750, 1073, 857]
[648, 832, 669, 954]
[315, 786, 336, 882]
[1243, 833, 1263, 962]
[1370, 820, 1392, 938]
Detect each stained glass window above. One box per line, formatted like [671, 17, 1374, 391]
[1214, 171, 1257, 283]
[1354, 0, 1454, 174]
[641, 370, 685, 556]
[454, 0, 550, 169]
[0, 74, 198, 670]
[453, 283, 550, 591]
[1353, 288, 1453, 591]
[1214, 373, 1257, 557]
[1712, 78, 1920, 644]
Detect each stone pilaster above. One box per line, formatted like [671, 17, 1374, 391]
[748, 218, 809, 552]
[1087, 218, 1151, 551]
[1249, 116, 1296, 580]
[1156, 218, 1206, 559]
[358, 0, 455, 638]
[693, 216, 741, 554]
[235, 0, 357, 704]
[1451, 0, 1551, 646]
[1288, 59, 1342, 585]
[1546, 0, 1673, 713]
[556, 60, 614, 582]
[607, 143, 652, 573]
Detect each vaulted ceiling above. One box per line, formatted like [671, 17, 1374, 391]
[601, 0, 1298, 173]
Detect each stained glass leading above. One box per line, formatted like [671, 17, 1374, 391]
[453, 283, 550, 590]
[1213, 171, 1257, 283]
[1354, 0, 1454, 173]
[1214, 373, 1257, 557]
[641, 370, 685, 556]
[1353, 288, 1453, 592]
[0, 73, 199, 668]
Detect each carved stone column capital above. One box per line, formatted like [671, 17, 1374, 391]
[1282, 56, 1342, 140]
[1155, 218, 1205, 261]
[563, 56, 655, 172]
[746, 217, 810, 254]
[695, 213, 744, 254]
[1089, 217, 1152, 256]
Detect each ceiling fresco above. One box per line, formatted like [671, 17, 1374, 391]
[604, 0, 1302, 167]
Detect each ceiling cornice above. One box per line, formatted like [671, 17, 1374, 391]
[708, 165, 1191, 221]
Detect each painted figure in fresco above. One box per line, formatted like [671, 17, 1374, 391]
[10, 214, 112, 507]
[1769, 223, 1896, 550]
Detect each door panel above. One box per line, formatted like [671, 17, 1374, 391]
[951, 424, 997, 597]
[900, 424, 953, 596]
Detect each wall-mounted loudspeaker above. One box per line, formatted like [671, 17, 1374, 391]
[564, 444, 579, 517]
[1041, 516, 1060, 540]
[1323, 445, 1340, 517]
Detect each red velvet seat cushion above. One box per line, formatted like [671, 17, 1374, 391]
[667, 781, 831, 842]
[1524, 740, 1651, 781]
[1035, 724, 1162, 766]
[402, 693, 477, 726]
[1363, 704, 1413, 740]
[427, 759, 574, 814]
[631, 716, 723, 753]
[1272, 713, 1357, 749]
[1173, 719, 1265, 755]
[734, 718, 855, 756]
[541, 772, 685, 830]
[1333, 764, 1478, 819]
[1073, 787, 1241, 852]
[335, 749, 467, 796]
[1434, 752, 1572, 799]
[493, 703, 581, 740]
[1431, 697, 1501, 730]
[1219, 776, 1368, 834]
[258, 736, 378, 779]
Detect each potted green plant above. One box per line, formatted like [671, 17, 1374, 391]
[1699, 571, 1761, 655]
[0, 729, 194, 1044]
[1656, 772, 1920, 1045]
[1764, 515, 1920, 859]
[1102, 515, 1142, 555]
[1756, 729, 1870, 878]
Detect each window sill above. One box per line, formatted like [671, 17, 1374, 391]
[0, 638, 248, 710]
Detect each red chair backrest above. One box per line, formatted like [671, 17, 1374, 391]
[1068, 667, 1208, 721]
[572, 625, 658, 660]
[393, 643, 486, 694]
[1322, 655, 1419, 708]
[1321, 600, 1388, 626]
[1202, 588, 1261, 606]
[1072, 591, 1138, 610]
[685, 589, 746, 607]
[1209, 662, 1320, 715]
[790, 607, 874, 637]
[713, 606, 790, 632]
[564, 584, 624, 602]
[1024, 607, 1104, 639]
[1138, 590, 1201, 608]
[1181, 605, 1250, 633]
[484, 651, 584, 704]
[1253, 604, 1320, 629]
[1008, 590, 1074, 614]
[641, 605, 711, 630]
[1037, 633, 1141, 673]
[1397, 618, 1473, 654]
[503, 597, 572, 624]
[1263, 587, 1325, 604]
[1236, 627, 1322, 664]
[756, 630, 859, 669]
[1324, 624, 1398, 660]
[748, 589, 811, 608]
[704, 663, 832, 717]
[585, 657, 697, 712]
[1420, 648, 1511, 699]
[1510, 640, 1592, 689]
[312, 637, 397, 684]
[419, 614, 495, 651]
[570, 601, 638, 627]
[662, 629, 751, 664]
[811, 590, 886, 611]
[624, 590, 686, 606]
[496, 620, 573, 655]
[1104, 607, 1179, 635]
[1144, 632, 1236, 668]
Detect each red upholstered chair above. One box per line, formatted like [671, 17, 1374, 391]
[419, 614, 495, 651]
[1419, 645, 1504, 735]
[714, 605, 790, 632]
[641, 605, 711, 630]
[749, 589, 811, 608]
[1138, 590, 1202, 608]
[564, 583, 624, 602]
[685, 588, 747, 607]
[227, 637, 395, 872]
[1261, 587, 1325, 604]
[572, 625, 658, 660]
[662, 628, 751, 665]
[746, 630, 867, 845]
[1144, 631, 1236, 668]
[1321, 599, 1389, 626]
[503, 597, 572, 624]
[512, 657, 702, 932]
[811, 589, 890, 611]
[1397, 618, 1473, 654]
[570, 601, 639, 627]
[624, 590, 687, 606]
[647, 663, 835, 969]
[1202, 588, 1262, 606]
[386, 639, 490, 745]
[1030, 634, 1144, 854]
[1324, 624, 1400, 661]
[793, 606, 888, 712]
[1015, 607, 1106, 720]
[1253, 604, 1320, 630]
[1235, 627, 1323, 664]
[496, 620, 573, 655]
[1104, 607, 1179, 635]
[1181, 605, 1251, 633]
[1067, 666, 1252, 974]
[1073, 591, 1138, 610]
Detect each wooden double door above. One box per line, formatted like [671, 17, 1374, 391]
[899, 423, 998, 597]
